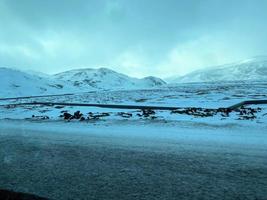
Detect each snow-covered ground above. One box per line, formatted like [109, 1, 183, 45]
[0, 80, 267, 199]
[1, 80, 266, 124]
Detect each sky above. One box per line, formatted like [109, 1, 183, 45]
[0, 0, 267, 78]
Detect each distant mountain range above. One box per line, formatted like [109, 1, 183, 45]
[0, 67, 166, 97]
[1, 56, 267, 97]
[166, 56, 267, 83]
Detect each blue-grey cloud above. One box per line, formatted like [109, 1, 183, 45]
[0, 0, 267, 77]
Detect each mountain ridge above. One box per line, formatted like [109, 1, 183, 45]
[54, 67, 166, 90]
[0, 67, 166, 97]
[166, 56, 267, 83]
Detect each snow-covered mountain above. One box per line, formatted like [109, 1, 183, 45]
[54, 68, 166, 90]
[167, 56, 267, 83]
[0, 68, 75, 97]
[0, 67, 166, 97]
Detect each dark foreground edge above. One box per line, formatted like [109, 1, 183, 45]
[0, 189, 49, 200]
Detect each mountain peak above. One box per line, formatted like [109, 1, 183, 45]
[0, 67, 166, 97]
[167, 56, 267, 83]
[54, 67, 166, 89]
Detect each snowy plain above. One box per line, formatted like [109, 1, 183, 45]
[0, 80, 267, 199]
[1, 80, 267, 123]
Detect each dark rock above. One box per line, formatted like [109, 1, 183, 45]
[74, 111, 83, 119]
[117, 112, 133, 118]
[60, 110, 68, 113]
[63, 112, 72, 120]
[140, 109, 155, 117]
[151, 116, 157, 120]
[54, 105, 65, 109]
[135, 98, 148, 103]
[31, 115, 49, 120]
[87, 112, 110, 120]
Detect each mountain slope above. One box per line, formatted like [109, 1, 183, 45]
[0, 67, 166, 97]
[54, 68, 166, 90]
[168, 57, 267, 83]
[0, 68, 76, 97]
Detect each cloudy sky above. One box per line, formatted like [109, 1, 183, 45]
[0, 0, 267, 78]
